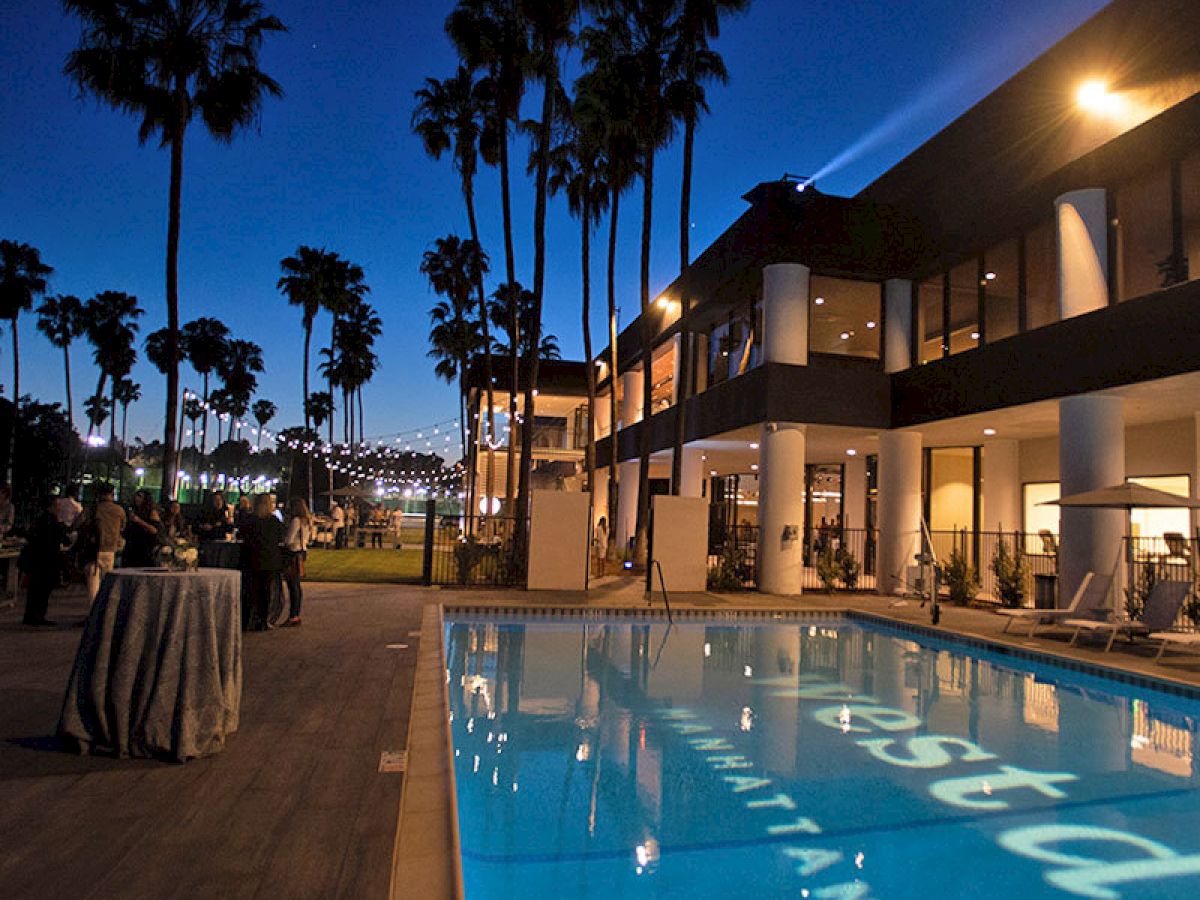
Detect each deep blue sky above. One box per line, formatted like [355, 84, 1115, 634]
[0, 0, 1108, 451]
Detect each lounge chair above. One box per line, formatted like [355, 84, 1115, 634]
[995, 572, 1109, 636]
[1067, 579, 1191, 652]
[1150, 628, 1200, 662]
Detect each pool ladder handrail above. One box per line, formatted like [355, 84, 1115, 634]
[647, 558, 674, 624]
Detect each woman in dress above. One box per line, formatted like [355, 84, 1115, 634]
[239, 493, 284, 631]
[123, 490, 163, 567]
[281, 498, 312, 627]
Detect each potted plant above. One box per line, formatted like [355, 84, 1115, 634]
[816, 546, 839, 593]
[990, 539, 1027, 608]
[945, 547, 980, 606]
[837, 547, 861, 591]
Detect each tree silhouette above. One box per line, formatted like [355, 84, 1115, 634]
[64, 0, 286, 497]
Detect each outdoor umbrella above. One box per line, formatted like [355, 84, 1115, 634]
[1041, 482, 1200, 601]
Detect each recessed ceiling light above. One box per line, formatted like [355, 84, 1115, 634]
[840, 331, 850, 340]
[814, 297, 825, 306]
[846, 448, 857, 456]
[866, 320, 876, 329]
[970, 331, 980, 340]
[985, 272, 997, 281]
[709, 469, 717, 476]
[983, 427, 997, 436]
[750, 464, 759, 471]
[749, 442, 759, 450]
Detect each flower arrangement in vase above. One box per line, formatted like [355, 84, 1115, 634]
[159, 538, 200, 572]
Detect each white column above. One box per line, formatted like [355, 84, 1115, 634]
[616, 459, 639, 553]
[878, 431, 923, 595]
[762, 263, 810, 367]
[621, 367, 642, 427]
[982, 439, 1020, 534]
[678, 446, 705, 499]
[757, 422, 807, 595]
[1059, 395, 1125, 608]
[595, 386, 612, 439]
[843, 455, 867, 531]
[592, 465, 610, 536]
[1056, 188, 1109, 320]
[883, 279, 913, 373]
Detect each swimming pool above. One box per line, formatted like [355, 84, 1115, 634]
[444, 611, 1200, 898]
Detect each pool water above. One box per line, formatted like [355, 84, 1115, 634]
[444, 615, 1200, 898]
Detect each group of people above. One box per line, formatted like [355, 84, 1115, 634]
[15, 484, 313, 632]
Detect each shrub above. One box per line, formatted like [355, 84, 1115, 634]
[453, 536, 487, 585]
[990, 539, 1027, 608]
[837, 548, 861, 591]
[707, 542, 747, 592]
[945, 547, 980, 606]
[816, 546, 839, 593]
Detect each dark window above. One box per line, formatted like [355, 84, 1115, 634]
[1115, 165, 1173, 301]
[917, 276, 944, 363]
[948, 259, 979, 354]
[809, 276, 881, 359]
[1025, 219, 1058, 329]
[983, 239, 1019, 342]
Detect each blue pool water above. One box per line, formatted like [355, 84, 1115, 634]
[444, 614, 1200, 898]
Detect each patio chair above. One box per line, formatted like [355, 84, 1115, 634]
[1067, 579, 1191, 652]
[996, 572, 1109, 636]
[1149, 626, 1200, 662]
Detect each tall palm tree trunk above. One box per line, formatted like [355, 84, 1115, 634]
[499, 124, 519, 514]
[63, 346, 74, 435]
[357, 388, 364, 446]
[7, 318, 19, 484]
[606, 193, 620, 560]
[517, 69, 555, 555]
[463, 182, 497, 516]
[200, 372, 210, 459]
[581, 202, 597, 568]
[161, 109, 185, 501]
[303, 319, 313, 509]
[671, 117, 697, 495]
[634, 151, 655, 566]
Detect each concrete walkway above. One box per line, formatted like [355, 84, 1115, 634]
[0, 582, 424, 900]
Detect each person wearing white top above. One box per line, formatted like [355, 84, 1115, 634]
[330, 500, 346, 549]
[282, 498, 313, 627]
[54, 485, 83, 530]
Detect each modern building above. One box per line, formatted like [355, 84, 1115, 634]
[473, 0, 1200, 602]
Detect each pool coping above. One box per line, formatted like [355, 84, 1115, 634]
[392, 601, 1200, 896]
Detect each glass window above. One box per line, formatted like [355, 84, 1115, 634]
[983, 239, 1019, 342]
[809, 276, 881, 359]
[1115, 166, 1173, 301]
[1182, 151, 1200, 284]
[948, 259, 979, 354]
[928, 447, 977, 565]
[1025, 220, 1058, 330]
[917, 275, 944, 363]
[1023, 482, 1060, 556]
[649, 341, 676, 414]
[708, 321, 731, 387]
[1128, 475, 1191, 541]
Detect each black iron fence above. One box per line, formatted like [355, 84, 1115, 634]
[425, 512, 527, 588]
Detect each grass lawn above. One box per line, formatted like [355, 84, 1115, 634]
[305, 548, 424, 583]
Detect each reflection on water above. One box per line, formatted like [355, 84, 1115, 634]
[446, 618, 1200, 898]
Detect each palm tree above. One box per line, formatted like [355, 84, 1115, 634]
[252, 399, 277, 450]
[82, 291, 143, 438]
[216, 338, 263, 441]
[428, 298, 482, 468]
[578, 31, 640, 552]
[588, 0, 679, 563]
[549, 100, 611, 527]
[490, 285, 561, 360]
[668, 0, 744, 494]
[64, 0, 286, 498]
[337, 301, 382, 445]
[421, 235, 493, 505]
[179, 317, 230, 457]
[183, 395, 204, 449]
[446, 0, 530, 501]
[412, 66, 499, 505]
[113, 378, 141, 452]
[514, 0, 577, 542]
[0, 239, 53, 479]
[321, 257, 369, 457]
[84, 392, 111, 436]
[278, 246, 332, 439]
[305, 391, 333, 487]
[35, 293, 84, 433]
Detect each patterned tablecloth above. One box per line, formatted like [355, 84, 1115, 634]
[58, 567, 243, 761]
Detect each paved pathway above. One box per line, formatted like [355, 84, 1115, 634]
[0, 582, 423, 900]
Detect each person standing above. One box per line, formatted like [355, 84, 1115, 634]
[54, 484, 83, 531]
[196, 491, 232, 541]
[240, 493, 284, 630]
[330, 500, 346, 550]
[161, 499, 190, 542]
[234, 494, 254, 535]
[281, 498, 312, 627]
[593, 516, 609, 577]
[19, 496, 70, 626]
[123, 490, 163, 567]
[82, 483, 126, 603]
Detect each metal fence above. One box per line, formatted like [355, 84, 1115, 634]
[426, 513, 527, 588]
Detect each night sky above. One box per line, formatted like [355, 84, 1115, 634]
[0, 0, 1108, 453]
